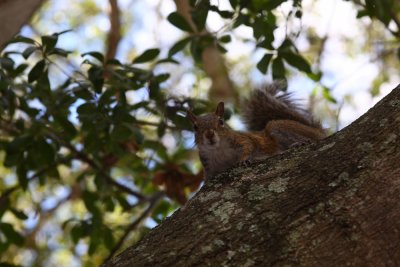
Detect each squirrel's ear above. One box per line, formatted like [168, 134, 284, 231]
[215, 102, 224, 117]
[186, 110, 197, 123]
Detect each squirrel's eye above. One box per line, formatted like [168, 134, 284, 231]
[193, 124, 199, 131]
[218, 118, 224, 126]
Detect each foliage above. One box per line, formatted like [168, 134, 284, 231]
[0, 0, 399, 266]
[0, 31, 203, 265]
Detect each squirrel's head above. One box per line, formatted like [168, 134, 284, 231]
[187, 102, 227, 148]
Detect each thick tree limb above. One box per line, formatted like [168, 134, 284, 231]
[0, 0, 45, 48]
[105, 84, 400, 266]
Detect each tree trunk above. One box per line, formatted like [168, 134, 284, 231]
[0, 0, 45, 48]
[105, 84, 400, 266]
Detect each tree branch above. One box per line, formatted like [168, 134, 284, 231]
[104, 85, 400, 266]
[173, 0, 237, 103]
[45, 130, 146, 201]
[105, 0, 121, 61]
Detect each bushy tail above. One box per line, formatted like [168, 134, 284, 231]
[242, 82, 320, 131]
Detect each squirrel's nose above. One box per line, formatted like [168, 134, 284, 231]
[205, 130, 215, 140]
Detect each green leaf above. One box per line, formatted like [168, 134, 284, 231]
[103, 227, 115, 250]
[365, 0, 392, 25]
[215, 10, 234, 19]
[167, 12, 194, 33]
[22, 46, 37, 59]
[88, 232, 99, 255]
[0, 223, 24, 246]
[192, 5, 209, 31]
[111, 124, 132, 142]
[5, 135, 32, 168]
[28, 59, 46, 83]
[156, 58, 179, 64]
[229, 0, 238, 8]
[71, 224, 84, 244]
[36, 69, 51, 92]
[16, 165, 28, 190]
[256, 53, 273, 74]
[115, 195, 131, 210]
[190, 38, 202, 61]
[152, 200, 174, 223]
[106, 58, 122, 65]
[253, 17, 266, 39]
[88, 66, 104, 93]
[9, 208, 28, 220]
[295, 10, 302, 18]
[133, 48, 160, 63]
[13, 64, 29, 77]
[6, 35, 36, 45]
[77, 102, 97, 115]
[322, 87, 337, 103]
[49, 48, 71, 57]
[272, 56, 285, 80]
[82, 51, 104, 63]
[82, 190, 99, 214]
[262, 0, 287, 9]
[142, 140, 165, 152]
[278, 38, 295, 52]
[168, 37, 192, 57]
[72, 84, 94, 100]
[307, 71, 322, 82]
[32, 138, 56, 166]
[154, 73, 170, 83]
[219, 35, 231, 43]
[0, 57, 15, 71]
[41, 35, 58, 53]
[281, 52, 312, 73]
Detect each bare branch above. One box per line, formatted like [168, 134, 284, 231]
[105, 0, 122, 61]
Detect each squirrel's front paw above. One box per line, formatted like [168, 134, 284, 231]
[237, 159, 252, 167]
[290, 139, 312, 148]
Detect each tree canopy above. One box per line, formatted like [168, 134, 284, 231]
[0, 0, 399, 266]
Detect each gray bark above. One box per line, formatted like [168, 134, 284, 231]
[106, 84, 400, 266]
[0, 0, 45, 48]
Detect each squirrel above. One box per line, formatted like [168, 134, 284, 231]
[186, 82, 325, 180]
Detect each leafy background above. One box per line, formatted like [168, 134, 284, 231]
[0, 0, 399, 266]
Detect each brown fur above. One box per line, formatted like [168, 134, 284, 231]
[187, 83, 325, 180]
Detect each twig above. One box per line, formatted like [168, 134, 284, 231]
[101, 191, 165, 266]
[45, 130, 146, 200]
[134, 119, 178, 130]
